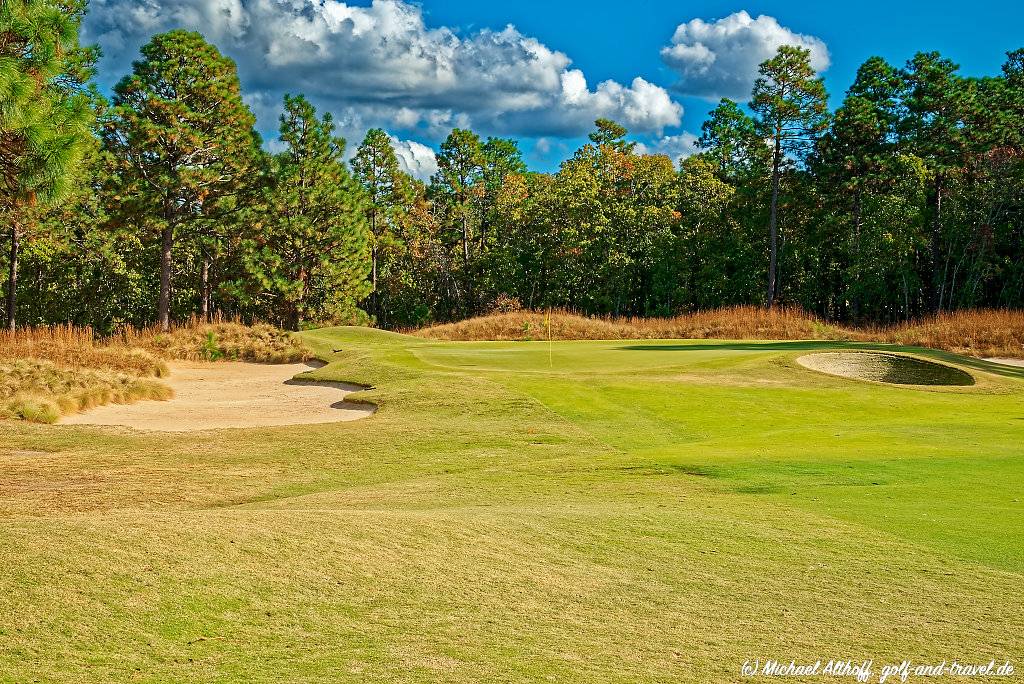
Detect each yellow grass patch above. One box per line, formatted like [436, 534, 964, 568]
[859, 309, 1024, 358]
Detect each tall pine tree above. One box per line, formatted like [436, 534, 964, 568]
[751, 45, 830, 306]
[351, 129, 415, 324]
[103, 30, 258, 330]
[240, 95, 370, 330]
[0, 0, 94, 330]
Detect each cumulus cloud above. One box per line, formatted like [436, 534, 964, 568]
[634, 132, 700, 162]
[84, 0, 683, 143]
[660, 11, 830, 101]
[389, 137, 438, 181]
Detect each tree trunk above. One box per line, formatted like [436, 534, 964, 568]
[369, 210, 379, 320]
[461, 208, 473, 316]
[929, 173, 944, 313]
[286, 267, 307, 332]
[461, 209, 470, 266]
[284, 304, 300, 333]
[767, 136, 782, 308]
[851, 192, 863, 323]
[200, 254, 211, 322]
[6, 222, 18, 331]
[371, 244, 378, 319]
[157, 223, 174, 332]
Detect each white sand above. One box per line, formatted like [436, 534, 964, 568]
[61, 361, 374, 432]
[984, 358, 1024, 367]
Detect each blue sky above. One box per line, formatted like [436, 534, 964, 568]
[426, 1, 1024, 129]
[82, 0, 1024, 177]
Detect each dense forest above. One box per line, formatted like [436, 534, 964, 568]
[2, 1, 1022, 333]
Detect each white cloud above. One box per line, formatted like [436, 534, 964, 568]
[389, 137, 438, 181]
[660, 11, 830, 101]
[634, 132, 700, 162]
[85, 0, 683, 142]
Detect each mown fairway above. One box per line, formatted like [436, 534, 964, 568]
[2, 328, 1022, 682]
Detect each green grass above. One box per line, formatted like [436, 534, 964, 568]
[1, 328, 1022, 682]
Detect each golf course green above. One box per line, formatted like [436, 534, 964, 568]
[1, 327, 1022, 682]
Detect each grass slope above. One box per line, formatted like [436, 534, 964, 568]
[1, 328, 1022, 682]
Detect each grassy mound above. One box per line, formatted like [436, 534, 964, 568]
[416, 306, 842, 342]
[123, 322, 312, 363]
[0, 359, 173, 424]
[417, 306, 1024, 358]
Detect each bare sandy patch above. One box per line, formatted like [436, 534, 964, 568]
[61, 361, 374, 432]
[984, 358, 1024, 367]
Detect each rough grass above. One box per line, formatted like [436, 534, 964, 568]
[416, 306, 1024, 358]
[0, 359, 173, 424]
[0, 325, 168, 377]
[1, 328, 1021, 682]
[122, 322, 312, 364]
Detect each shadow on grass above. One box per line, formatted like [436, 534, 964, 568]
[616, 341, 1024, 380]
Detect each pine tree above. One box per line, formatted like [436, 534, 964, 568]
[351, 129, 415, 324]
[431, 128, 484, 314]
[751, 45, 830, 306]
[0, 0, 94, 330]
[240, 95, 370, 330]
[899, 52, 971, 312]
[815, 57, 903, 320]
[698, 99, 769, 180]
[103, 30, 258, 330]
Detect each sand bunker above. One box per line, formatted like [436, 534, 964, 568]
[797, 352, 974, 386]
[61, 361, 374, 432]
[985, 358, 1024, 368]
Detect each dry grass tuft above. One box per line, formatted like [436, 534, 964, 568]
[0, 359, 173, 424]
[121, 322, 312, 364]
[0, 325, 168, 377]
[415, 306, 843, 343]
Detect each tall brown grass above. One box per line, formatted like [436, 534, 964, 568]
[0, 359, 172, 424]
[119, 321, 312, 364]
[856, 309, 1024, 358]
[1, 324, 169, 377]
[415, 306, 1024, 358]
[415, 306, 844, 343]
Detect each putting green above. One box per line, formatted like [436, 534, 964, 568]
[1, 328, 1022, 682]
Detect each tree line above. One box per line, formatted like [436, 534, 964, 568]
[2, 1, 1022, 333]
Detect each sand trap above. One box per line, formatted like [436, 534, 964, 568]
[985, 358, 1024, 367]
[796, 352, 974, 386]
[61, 361, 375, 432]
